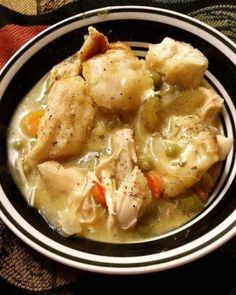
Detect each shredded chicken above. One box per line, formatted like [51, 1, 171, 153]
[94, 128, 152, 229]
[115, 166, 152, 229]
[38, 161, 87, 195]
[48, 26, 110, 88]
[199, 87, 224, 124]
[38, 161, 101, 235]
[217, 135, 233, 161]
[79, 26, 110, 62]
[112, 128, 137, 185]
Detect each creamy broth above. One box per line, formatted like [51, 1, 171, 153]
[8, 74, 222, 242]
[8, 28, 231, 243]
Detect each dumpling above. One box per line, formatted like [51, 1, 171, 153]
[83, 47, 153, 110]
[29, 76, 95, 163]
[146, 37, 208, 89]
[151, 115, 219, 197]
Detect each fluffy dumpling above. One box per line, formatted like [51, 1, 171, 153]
[146, 37, 208, 89]
[83, 47, 153, 111]
[151, 115, 219, 197]
[29, 76, 95, 163]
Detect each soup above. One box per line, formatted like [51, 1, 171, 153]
[8, 27, 232, 242]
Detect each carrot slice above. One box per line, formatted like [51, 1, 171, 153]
[91, 183, 106, 208]
[21, 110, 44, 137]
[145, 171, 164, 199]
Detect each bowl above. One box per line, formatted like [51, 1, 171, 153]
[0, 6, 235, 274]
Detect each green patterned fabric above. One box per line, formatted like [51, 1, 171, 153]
[190, 5, 236, 42]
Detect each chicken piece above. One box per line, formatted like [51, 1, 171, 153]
[112, 129, 137, 186]
[38, 161, 100, 235]
[94, 129, 138, 213]
[83, 47, 153, 111]
[57, 208, 82, 235]
[48, 26, 110, 88]
[146, 37, 208, 89]
[199, 87, 224, 124]
[217, 135, 233, 161]
[38, 161, 87, 195]
[29, 76, 95, 163]
[78, 26, 110, 62]
[112, 129, 151, 229]
[115, 166, 152, 229]
[151, 115, 219, 197]
[95, 128, 152, 230]
[48, 56, 81, 89]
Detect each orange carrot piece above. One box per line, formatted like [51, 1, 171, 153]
[145, 171, 164, 199]
[21, 110, 44, 137]
[91, 183, 106, 208]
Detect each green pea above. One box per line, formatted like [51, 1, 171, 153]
[177, 195, 203, 216]
[164, 142, 181, 158]
[23, 163, 32, 174]
[12, 139, 25, 150]
[139, 154, 153, 171]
